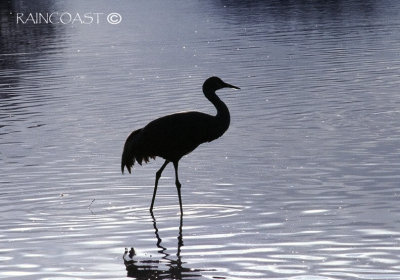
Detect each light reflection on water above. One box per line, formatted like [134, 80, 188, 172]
[2, 0, 400, 279]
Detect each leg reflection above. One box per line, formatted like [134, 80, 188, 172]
[152, 212, 184, 257]
[124, 213, 205, 279]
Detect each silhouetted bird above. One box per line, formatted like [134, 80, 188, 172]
[121, 77, 240, 213]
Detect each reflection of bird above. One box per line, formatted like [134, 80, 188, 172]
[121, 77, 239, 213]
[123, 214, 209, 279]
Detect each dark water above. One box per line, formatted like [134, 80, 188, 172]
[2, 0, 400, 279]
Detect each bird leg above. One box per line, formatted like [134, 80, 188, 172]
[150, 160, 169, 212]
[173, 161, 183, 214]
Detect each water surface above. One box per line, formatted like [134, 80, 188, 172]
[2, 0, 400, 279]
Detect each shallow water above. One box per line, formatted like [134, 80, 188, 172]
[2, 0, 400, 279]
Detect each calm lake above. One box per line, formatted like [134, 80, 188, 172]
[2, 0, 400, 279]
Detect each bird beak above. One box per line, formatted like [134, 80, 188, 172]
[223, 82, 240, 90]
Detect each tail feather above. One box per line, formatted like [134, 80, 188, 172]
[121, 128, 155, 174]
[121, 129, 142, 174]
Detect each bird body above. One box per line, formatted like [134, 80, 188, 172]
[121, 77, 239, 213]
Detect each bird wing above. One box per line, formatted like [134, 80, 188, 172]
[139, 112, 215, 161]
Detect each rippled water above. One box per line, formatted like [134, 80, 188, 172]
[2, 0, 400, 279]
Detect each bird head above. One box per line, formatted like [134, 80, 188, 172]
[203, 76, 240, 92]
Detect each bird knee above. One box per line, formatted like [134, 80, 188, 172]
[175, 180, 181, 189]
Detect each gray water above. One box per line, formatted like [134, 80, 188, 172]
[1, 0, 400, 279]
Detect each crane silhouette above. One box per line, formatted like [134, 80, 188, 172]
[121, 77, 240, 213]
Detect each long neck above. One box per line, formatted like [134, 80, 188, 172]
[204, 89, 230, 139]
